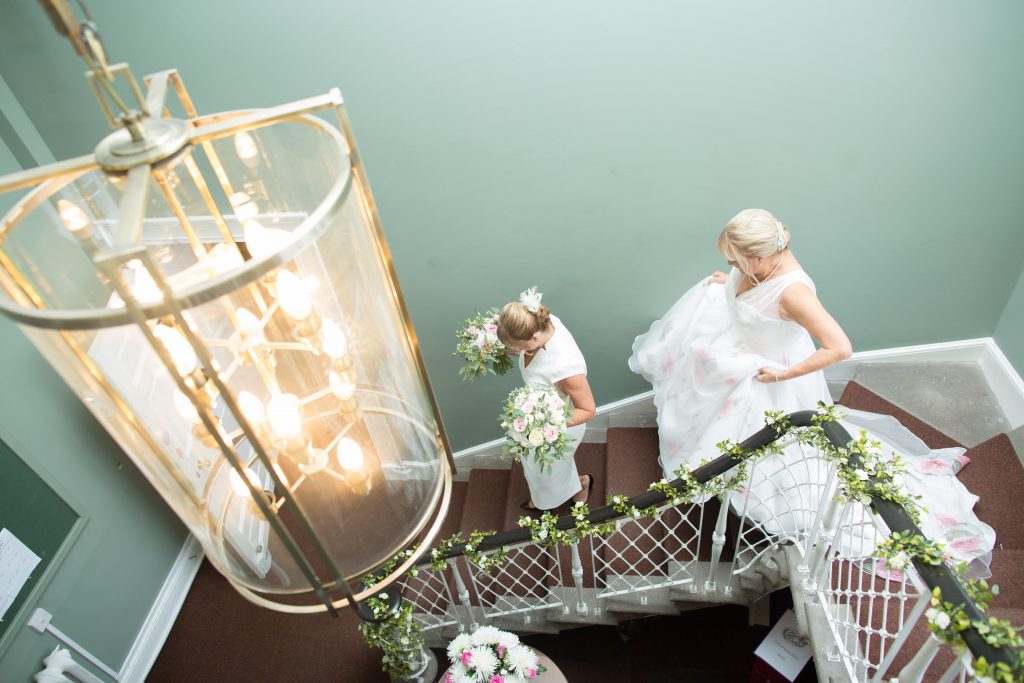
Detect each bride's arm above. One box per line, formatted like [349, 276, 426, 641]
[555, 374, 597, 427]
[755, 284, 852, 383]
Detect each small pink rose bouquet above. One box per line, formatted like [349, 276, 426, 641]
[445, 625, 546, 683]
[499, 385, 572, 471]
[455, 309, 515, 381]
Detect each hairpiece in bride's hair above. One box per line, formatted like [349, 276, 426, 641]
[775, 221, 787, 251]
[519, 286, 543, 313]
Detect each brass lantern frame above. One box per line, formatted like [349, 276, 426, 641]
[0, 60, 455, 613]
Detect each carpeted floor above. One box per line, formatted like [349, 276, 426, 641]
[148, 383, 1021, 682]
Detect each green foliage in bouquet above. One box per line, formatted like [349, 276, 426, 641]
[454, 308, 515, 381]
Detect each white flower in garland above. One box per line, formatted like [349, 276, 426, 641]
[925, 607, 951, 630]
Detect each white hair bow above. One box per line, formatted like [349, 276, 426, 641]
[519, 286, 543, 313]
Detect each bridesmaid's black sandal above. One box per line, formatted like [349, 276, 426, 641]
[520, 500, 540, 512]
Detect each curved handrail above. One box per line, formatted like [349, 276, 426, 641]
[417, 410, 1018, 673]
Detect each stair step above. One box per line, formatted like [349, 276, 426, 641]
[838, 381, 962, 449]
[605, 427, 662, 497]
[460, 468, 510, 534]
[989, 548, 1024, 610]
[958, 434, 1024, 551]
[604, 582, 683, 616]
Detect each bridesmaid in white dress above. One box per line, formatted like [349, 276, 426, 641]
[629, 209, 995, 575]
[498, 288, 596, 511]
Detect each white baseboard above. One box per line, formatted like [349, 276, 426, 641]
[823, 337, 992, 382]
[453, 337, 1024, 473]
[824, 336, 1024, 429]
[978, 339, 1024, 429]
[118, 535, 203, 683]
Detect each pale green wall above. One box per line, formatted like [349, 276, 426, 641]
[1, 3, 1022, 448]
[0, 79, 186, 682]
[996, 269, 1024, 375]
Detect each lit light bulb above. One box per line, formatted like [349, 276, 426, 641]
[336, 438, 364, 471]
[242, 220, 291, 260]
[233, 131, 259, 163]
[230, 192, 258, 222]
[173, 390, 200, 424]
[238, 390, 265, 425]
[320, 319, 348, 359]
[57, 199, 90, 233]
[152, 324, 198, 376]
[266, 393, 303, 440]
[329, 371, 356, 401]
[207, 243, 244, 273]
[125, 261, 163, 304]
[230, 467, 262, 496]
[275, 270, 313, 321]
[234, 308, 265, 349]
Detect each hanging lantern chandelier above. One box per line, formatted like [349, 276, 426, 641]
[0, 1, 453, 614]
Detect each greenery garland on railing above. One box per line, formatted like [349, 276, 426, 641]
[517, 501, 616, 548]
[357, 405, 1020, 681]
[430, 530, 508, 572]
[356, 547, 425, 679]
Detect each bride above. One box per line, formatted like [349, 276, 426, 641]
[629, 208, 994, 574]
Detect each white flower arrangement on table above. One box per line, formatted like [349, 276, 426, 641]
[455, 308, 515, 381]
[499, 385, 573, 471]
[444, 625, 546, 683]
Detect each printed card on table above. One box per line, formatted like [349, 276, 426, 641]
[754, 608, 812, 681]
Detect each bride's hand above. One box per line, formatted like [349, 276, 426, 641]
[706, 271, 728, 285]
[755, 367, 787, 383]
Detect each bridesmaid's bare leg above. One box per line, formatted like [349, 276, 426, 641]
[571, 474, 592, 503]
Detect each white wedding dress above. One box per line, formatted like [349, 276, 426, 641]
[519, 315, 587, 510]
[629, 268, 995, 575]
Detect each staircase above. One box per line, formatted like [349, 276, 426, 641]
[402, 380, 1024, 682]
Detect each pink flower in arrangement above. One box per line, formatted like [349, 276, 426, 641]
[526, 669, 538, 679]
[467, 326, 479, 335]
[489, 676, 504, 683]
[485, 323, 498, 334]
[444, 674, 454, 683]
[512, 418, 527, 433]
[460, 651, 473, 666]
[544, 425, 559, 443]
[496, 644, 507, 657]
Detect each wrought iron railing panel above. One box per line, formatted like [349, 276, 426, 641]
[591, 500, 704, 599]
[469, 542, 563, 619]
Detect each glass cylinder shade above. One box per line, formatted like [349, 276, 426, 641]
[0, 106, 451, 612]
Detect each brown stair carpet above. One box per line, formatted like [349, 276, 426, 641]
[602, 427, 669, 579]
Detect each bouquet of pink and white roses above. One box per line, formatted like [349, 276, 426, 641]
[455, 309, 515, 381]
[445, 625, 546, 683]
[500, 385, 573, 471]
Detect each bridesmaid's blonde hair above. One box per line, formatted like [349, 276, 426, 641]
[717, 208, 791, 262]
[498, 302, 552, 345]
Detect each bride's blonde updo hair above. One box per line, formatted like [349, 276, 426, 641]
[716, 208, 791, 262]
[497, 301, 552, 345]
